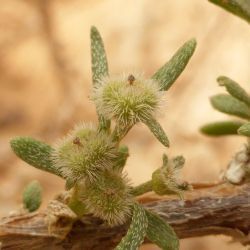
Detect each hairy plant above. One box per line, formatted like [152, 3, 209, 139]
[10, 26, 196, 249]
[201, 76, 250, 184]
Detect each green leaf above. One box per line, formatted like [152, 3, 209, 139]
[210, 94, 250, 119]
[143, 117, 169, 147]
[115, 204, 148, 250]
[90, 26, 109, 86]
[152, 38, 196, 91]
[10, 137, 62, 177]
[238, 122, 250, 136]
[145, 210, 179, 250]
[218, 76, 250, 106]
[23, 180, 42, 212]
[90, 26, 110, 132]
[200, 120, 244, 136]
[209, 0, 250, 23]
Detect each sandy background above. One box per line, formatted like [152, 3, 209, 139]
[0, 0, 249, 249]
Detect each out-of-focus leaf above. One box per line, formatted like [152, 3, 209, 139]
[200, 120, 244, 136]
[23, 180, 42, 212]
[152, 39, 197, 91]
[238, 122, 250, 136]
[210, 94, 250, 119]
[218, 76, 250, 106]
[209, 0, 250, 23]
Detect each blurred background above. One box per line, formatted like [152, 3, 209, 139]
[0, 0, 249, 249]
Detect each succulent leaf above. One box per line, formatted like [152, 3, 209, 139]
[152, 38, 196, 91]
[10, 137, 61, 177]
[145, 210, 179, 250]
[143, 117, 169, 147]
[115, 203, 148, 250]
[238, 122, 250, 136]
[23, 180, 42, 212]
[218, 76, 250, 106]
[209, 0, 250, 23]
[90, 26, 109, 87]
[90, 26, 110, 131]
[200, 120, 244, 136]
[210, 94, 250, 119]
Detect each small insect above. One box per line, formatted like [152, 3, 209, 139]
[127, 74, 135, 85]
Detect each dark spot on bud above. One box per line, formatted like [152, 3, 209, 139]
[73, 137, 82, 146]
[128, 74, 135, 85]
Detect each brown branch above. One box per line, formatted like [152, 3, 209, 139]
[0, 183, 249, 250]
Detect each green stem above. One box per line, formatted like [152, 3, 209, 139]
[131, 180, 153, 196]
[68, 185, 87, 218]
[112, 124, 132, 143]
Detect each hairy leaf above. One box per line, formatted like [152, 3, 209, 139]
[200, 120, 244, 136]
[90, 26, 109, 86]
[210, 94, 250, 119]
[152, 38, 196, 91]
[115, 204, 148, 250]
[143, 117, 169, 147]
[10, 137, 62, 177]
[90, 26, 110, 131]
[23, 180, 42, 212]
[209, 0, 250, 23]
[146, 210, 179, 250]
[238, 122, 250, 136]
[218, 76, 250, 106]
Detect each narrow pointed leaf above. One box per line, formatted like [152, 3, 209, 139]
[145, 210, 179, 250]
[115, 204, 148, 250]
[218, 76, 250, 106]
[23, 180, 42, 212]
[210, 94, 250, 119]
[143, 117, 169, 147]
[200, 120, 244, 136]
[152, 39, 196, 91]
[90, 26, 109, 86]
[10, 137, 62, 177]
[238, 122, 250, 136]
[209, 0, 250, 23]
[90, 26, 110, 131]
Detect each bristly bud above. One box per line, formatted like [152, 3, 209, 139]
[81, 170, 133, 226]
[152, 155, 191, 198]
[52, 123, 119, 184]
[92, 73, 164, 127]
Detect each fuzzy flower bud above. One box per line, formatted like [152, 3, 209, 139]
[52, 124, 119, 183]
[152, 155, 190, 198]
[81, 170, 132, 226]
[92, 74, 163, 126]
